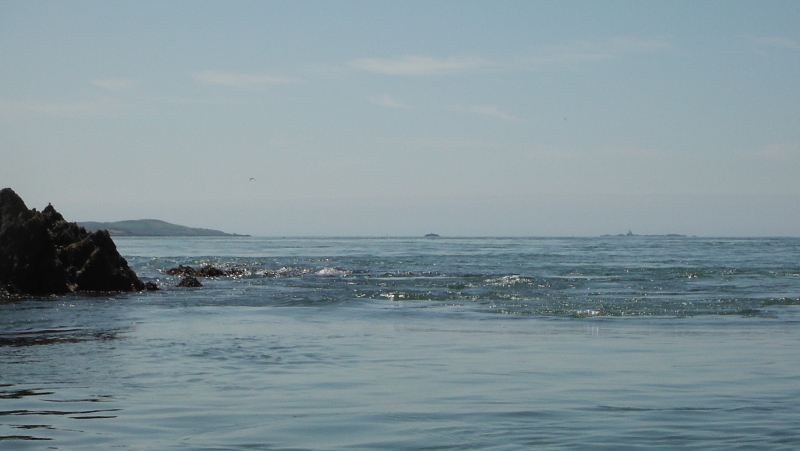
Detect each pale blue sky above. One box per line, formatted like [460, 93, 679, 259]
[2, 1, 799, 236]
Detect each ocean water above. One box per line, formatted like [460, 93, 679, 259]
[2, 236, 800, 450]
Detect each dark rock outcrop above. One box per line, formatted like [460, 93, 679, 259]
[0, 188, 145, 295]
[166, 265, 197, 277]
[166, 265, 228, 278]
[167, 265, 226, 287]
[176, 276, 202, 287]
[196, 265, 226, 277]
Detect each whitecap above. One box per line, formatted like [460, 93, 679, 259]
[316, 267, 352, 277]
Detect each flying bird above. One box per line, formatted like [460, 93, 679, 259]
[249, 178, 255, 181]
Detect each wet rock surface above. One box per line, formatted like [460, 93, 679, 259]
[167, 265, 228, 278]
[167, 264, 234, 286]
[0, 188, 145, 295]
[166, 265, 197, 277]
[196, 265, 227, 277]
[176, 276, 202, 288]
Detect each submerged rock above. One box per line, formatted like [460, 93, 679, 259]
[0, 188, 145, 295]
[166, 265, 197, 277]
[176, 276, 202, 288]
[166, 264, 227, 278]
[196, 265, 226, 277]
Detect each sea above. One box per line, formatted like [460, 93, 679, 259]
[2, 236, 800, 450]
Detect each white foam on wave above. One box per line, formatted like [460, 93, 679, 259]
[257, 266, 311, 278]
[574, 309, 600, 317]
[486, 275, 532, 286]
[315, 267, 352, 277]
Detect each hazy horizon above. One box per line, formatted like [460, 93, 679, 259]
[3, 1, 799, 237]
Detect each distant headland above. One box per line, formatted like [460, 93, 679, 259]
[79, 219, 249, 237]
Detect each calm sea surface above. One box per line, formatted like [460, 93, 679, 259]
[2, 237, 800, 449]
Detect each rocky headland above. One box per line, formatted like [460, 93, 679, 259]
[0, 188, 151, 295]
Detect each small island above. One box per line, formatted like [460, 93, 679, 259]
[601, 231, 686, 238]
[78, 219, 248, 237]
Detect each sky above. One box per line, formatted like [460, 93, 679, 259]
[1, 1, 799, 236]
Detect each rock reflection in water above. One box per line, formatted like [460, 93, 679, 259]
[0, 327, 124, 347]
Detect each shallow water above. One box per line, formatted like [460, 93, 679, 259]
[2, 237, 799, 449]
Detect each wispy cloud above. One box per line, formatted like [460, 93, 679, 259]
[520, 37, 673, 68]
[350, 38, 669, 76]
[740, 143, 799, 161]
[399, 137, 507, 150]
[751, 36, 800, 56]
[351, 55, 491, 75]
[369, 94, 410, 109]
[452, 105, 524, 122]
[150, 94, 245, 106]
[193, 70, 299, 88]
[0, 98, 120, 118]
[92, 78, 137, 91]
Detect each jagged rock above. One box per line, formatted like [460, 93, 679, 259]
[177, 276, 202, 287]
[0, 191, 68, 294]
[0, 188, 145, 295]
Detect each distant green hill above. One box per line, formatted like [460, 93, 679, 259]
[78, 219, 247, 237]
